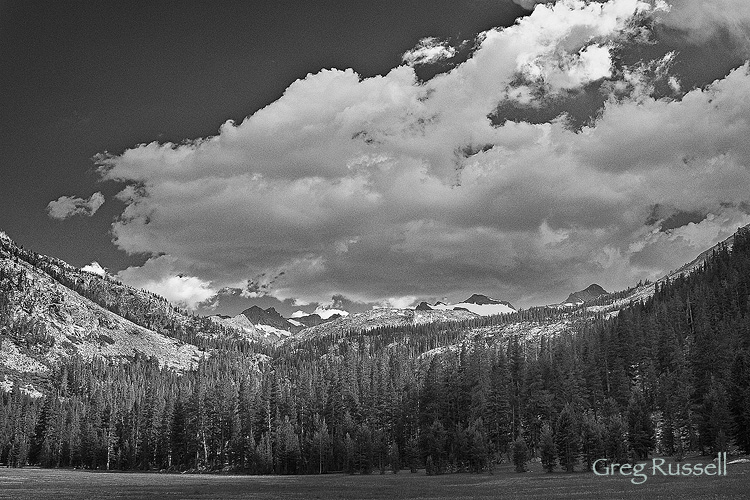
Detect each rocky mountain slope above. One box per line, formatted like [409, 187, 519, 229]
[293, 307, 478, 341]
[241, 305, 299, 332]
[562, 284, 608, 305]
[0, 231, 208, 377]
[2, 223, 745, 384]
[582, 228, 744, 315]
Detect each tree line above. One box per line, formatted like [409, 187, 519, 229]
[1, 227, 749, 474]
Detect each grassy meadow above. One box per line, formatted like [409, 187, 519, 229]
[0, 459, 748, 500]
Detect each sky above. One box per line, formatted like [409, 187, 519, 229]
[3, 0, 750, 317]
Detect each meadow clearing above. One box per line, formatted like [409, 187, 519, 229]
[0, 459, 748, 500]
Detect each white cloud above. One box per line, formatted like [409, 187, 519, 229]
[89, 0, 750, 308]
[81, 261, 107, 276]
[402, 37, 457, 66]
[377, 296, 419, 309]
[291, 307, 349, 319]
[625, 209, 750, 277]
[512, 0, 554, 10]
[46, 192, 104, 220]
[314, 306, 350, 319]
[655, 0, 750, 47]
[512, 0, 656, 93]
[117, 255, 217, 309]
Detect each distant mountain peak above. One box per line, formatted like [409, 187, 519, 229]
[563, 283, 608, 304]
[415, 301, 433, 311]
[241, 305, 288, 328]
[430, 294, 515, 316]
[461, 294, 515, 309]
[463, 294, 502, 305]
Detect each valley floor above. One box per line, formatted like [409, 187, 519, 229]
[0, 460, 748, 500]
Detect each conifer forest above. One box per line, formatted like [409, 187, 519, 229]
[1, 228, 749, 475]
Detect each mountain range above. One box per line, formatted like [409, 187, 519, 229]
[0, 226, 742, 389]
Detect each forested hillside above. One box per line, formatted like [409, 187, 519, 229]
[1, 228, 749, 473]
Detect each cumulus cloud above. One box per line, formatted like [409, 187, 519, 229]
[655, 0, 750, 47]
[118, 255, 217, 309]
[626, 209, 750, 274]
[292, 307, 350, 319]
[378, 296, 419, 309]
[402, 37, 457, 66]
[46, 192, 104, 220]
[512, 0, 555, 11]
[81, 261, 107, 276]
[92, 0, 750, 308]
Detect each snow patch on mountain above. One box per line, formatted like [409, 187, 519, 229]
[428, 294, 515, 316]
[208, 314, 265, 340]
[295, 307, 477, 341]
[256, 323, 292, 338]
[209, 311, 294, 343]
[432, 301, 515, 316]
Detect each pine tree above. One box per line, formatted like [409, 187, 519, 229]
[729, 351, 750, 453]
[276, 416, 301, 474]
[311, 415, 330, 474]
[698, 377, 733, 453]
[603, 414, 629, 464]
[539, 422, 557, 473]
[626, 389, 654, 460]
[344, 432, 356, 474]
[580, 410, 605, 470]
[388, 441, 400, 474]
[511, 436, 529, 473]
[425, 454, 436, 476]
[555, 404, 580, 472]
[405, 435, 420, 473]
[423, 420, 447, 474]
[468, 418, 489, 473]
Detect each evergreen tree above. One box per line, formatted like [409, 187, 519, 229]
[580, 411, 605, 470]
[467, 418, 489, 473]
[422, 420, 447, 474]
[539, 422, 557, 473]
[698, 377, 733, 453]
[388, 441, 400, 474]
[404, 435, 420, 473]
[603, 414, 629, 464]
[626, 389, 654, 460]
[555, 404, 580, 472]
[511, 436, 529, 473]
[729, 352, 750, 453]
